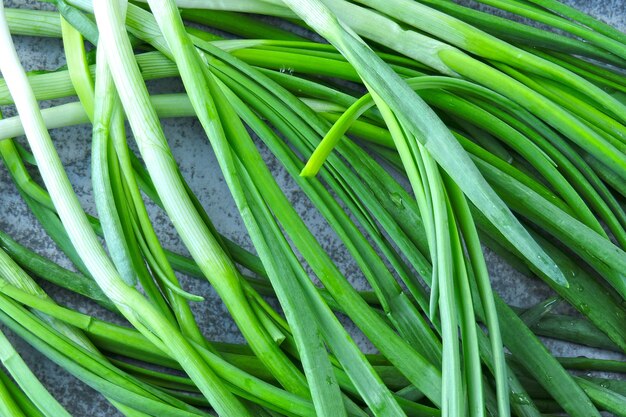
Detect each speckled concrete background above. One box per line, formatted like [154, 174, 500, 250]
[0, 0, 624, 415]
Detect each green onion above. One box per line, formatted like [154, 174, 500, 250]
[1, 1, 625, 416]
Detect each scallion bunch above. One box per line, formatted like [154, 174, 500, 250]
[0, 0, 624, 416]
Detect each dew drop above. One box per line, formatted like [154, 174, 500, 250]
[512, 393, 531, 405]
[390, 192, 404, 208]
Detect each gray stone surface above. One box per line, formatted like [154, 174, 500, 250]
[0, 0, 624, 415]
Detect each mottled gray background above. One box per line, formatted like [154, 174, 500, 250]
[0, 0, 624, 415]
